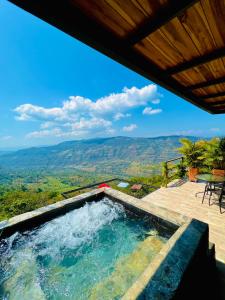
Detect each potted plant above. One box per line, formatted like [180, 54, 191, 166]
[177, 138, 204, 181]
[202, 138, 225, 176]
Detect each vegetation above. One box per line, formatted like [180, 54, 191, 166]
[177, 138, 205, 168]
[0, 167, 164, 221]
[110, 176, 163, 198]
[0, 136, 197, 170]
[161, 159, 186, 187]
[2, 135, 222, 221]
[200, 137, 225, 170]
[161, 137, 225, 186]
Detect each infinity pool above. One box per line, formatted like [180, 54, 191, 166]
[0, 197, 172, 299]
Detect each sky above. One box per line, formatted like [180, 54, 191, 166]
[0, 1, 225, 150]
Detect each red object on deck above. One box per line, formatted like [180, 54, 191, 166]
[98, 183, 110, 188]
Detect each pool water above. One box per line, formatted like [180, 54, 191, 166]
[0, 198, 171, 300]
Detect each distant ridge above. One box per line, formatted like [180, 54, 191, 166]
[0, 135, 198, 170]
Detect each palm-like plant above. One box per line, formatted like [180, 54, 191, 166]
[202, 138, 225, 170]
[177, 138, 204, 168]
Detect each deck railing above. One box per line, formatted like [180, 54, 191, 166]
[162, 156, 185, 187]
[61, 177, 158, 199]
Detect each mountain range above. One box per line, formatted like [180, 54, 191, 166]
[0, 136, 197, 172]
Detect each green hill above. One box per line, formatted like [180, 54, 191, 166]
[0, 136, 198, 171]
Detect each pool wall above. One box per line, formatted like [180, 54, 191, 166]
[0, 187, 217, 299]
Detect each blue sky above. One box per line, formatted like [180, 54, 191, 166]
[0, 1, 224, 149]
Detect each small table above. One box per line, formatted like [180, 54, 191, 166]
[196, 174, 225, 184]
[195, 173, 225, 204]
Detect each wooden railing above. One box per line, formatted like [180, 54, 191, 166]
[162, 156, 185, 187]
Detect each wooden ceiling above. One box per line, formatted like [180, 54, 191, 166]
[9, 0, 225, 114]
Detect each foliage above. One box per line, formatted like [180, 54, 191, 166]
[177, 138, 205, 168]
[0, 166, 164, 220]
[161, 159, 186, 187]
[200, 137, 225, 170]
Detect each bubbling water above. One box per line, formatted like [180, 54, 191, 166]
[0, 198, 168, 300]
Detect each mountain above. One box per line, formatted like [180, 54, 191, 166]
[0, 136, 197, 172]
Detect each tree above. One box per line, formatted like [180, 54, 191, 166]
[177, 138, 204, 168]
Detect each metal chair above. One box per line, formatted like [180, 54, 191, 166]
[202, 182, 224, 208]
[203, 182, 225, 213]
[216, 183, 225, 214]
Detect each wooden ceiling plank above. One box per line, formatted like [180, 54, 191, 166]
[167, 48, 225, 74]
[160, 18, 199, 61]
[205, 96, 225, 105]
[201, 0, 225, 48]
[145, 32, 185, 66]
[160, 16, 218, 86]
[188, 76, 225, 90]
[179, 2, 216, 54]
[199, 0, 225, 86]
[105, 0, 141, 27]
[126, 0, 199, 45]
[130, 0, 160, 17]
[199, 91, 225, 99]
[193, 84, 225, 97]
[172, 65, 210, 87]
[203, 83, 225, 94]
[134, 39, 173, 69]
[71, 1, 133, 37]
[203, 59, 225, 81]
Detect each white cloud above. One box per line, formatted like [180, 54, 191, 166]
[15, 85, 159, 139]
[26, 128, 63, 139]
[70, 118, 111, 130]
[152, 99, 160, 104]
[0, 135, 12, 141]
[210, 128, 220, 132]
[143, 107, 162, 115]
[40, 121, 55, 129]
[122, 124, 137, 132]
[113, 112, 131, 121]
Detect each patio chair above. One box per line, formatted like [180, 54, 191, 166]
[202, 182, 224, 207]
[204, 183, 225, 213]
[216, 183, 225, 214]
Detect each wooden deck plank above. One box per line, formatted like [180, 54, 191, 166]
[142, 181, 225, 262]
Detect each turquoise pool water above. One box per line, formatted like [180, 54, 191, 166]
[0, 198, 172, 299]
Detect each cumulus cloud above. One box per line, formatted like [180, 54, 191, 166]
[152, 99, 160, 104]
[122, 124, 137, 132]
[143, 107, 162, 115]
[40, 121, 55, 129]
[15, 85, 159, 139]
[113, 112, 131, 121]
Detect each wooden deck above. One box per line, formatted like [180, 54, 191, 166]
[142, 180, 225, 263]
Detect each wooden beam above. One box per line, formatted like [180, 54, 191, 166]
[167, 48, 225, 75]
[206, 100, 225, 106]
[213, 105, 225, 114]
[126, 0, 198, 45]
[187, 76, 225, 90]
[8, 0, 218, 114]
[199, 91, 225, 99]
